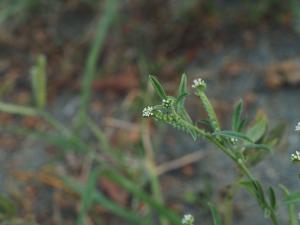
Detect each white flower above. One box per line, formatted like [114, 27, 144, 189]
[291, 151, 300, 162]
[182, 214, 194, 225]
[162, 99, 172, 107]
[192, 78, 206, 89]
[142, 106, 154, 117]
[295, 122, 300, 131]
[230, 137, 238, 143]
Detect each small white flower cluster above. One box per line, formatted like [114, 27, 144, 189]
[230, 137, 238, 143]
[295, 122, 300, 132]
[182, 214, 194, 225]
[192, 78, 206, 89]
[162, 99, 172, 108]
[142, 106, 153, 117]
[291, 151, 300, 162]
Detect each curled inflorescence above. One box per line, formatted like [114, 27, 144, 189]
[192, 78, 206, 90]
[291, 150, 300, 162]
[182, 214, 194, 225]
[142, 106, 154, 117]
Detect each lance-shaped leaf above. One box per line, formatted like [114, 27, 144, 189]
[268, 187, 276, 210]
[246, 114, 267, 142]
[232, 99, 243, 131]
[149, 75, 167, 100]
[242, 143, 272, 153]
[207, 202, 222, 225]
[284, 191, 300, 204]
[176, 74, 192, 123]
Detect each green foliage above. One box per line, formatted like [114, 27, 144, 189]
[76, 0, 119, 128]
[0, 0, 40, 26]
[280, 185, 298, 225]
[144, 74, 285, 225]
[231, 99, 244, 132]
[0, 194, 16, 218]
[149, 75, 168, 100]
[208, 203, 222, 225]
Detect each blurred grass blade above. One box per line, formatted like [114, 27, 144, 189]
[3, 125, 87, 153]
[63, 175, 140, 223]
[30, 55, 47, 109]
[77, 169, 101, 225]
[87, 117, 115, 153]
[103, 170, 181, 225]
[0, 102, 38, 116]
[149, 75, 167, 100]
[77, 0, 119, 127]
[208, 202, 222, 225]
[280, 184, 298, 225]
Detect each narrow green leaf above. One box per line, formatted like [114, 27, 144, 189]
[30, 55, 47, 109]
[176, 93, 188, 106]
[284, 191, 300, 204]
[246, 116, 267, 142]
[77, 169, 100, 225]
[268, 187, 276, 210]
[238, 118, 248, 132]
[178, 73, 188, 99]
[149, 75, 167, 100]
[243, 143, 272, 153]
[188, 129, 198, 141]
[232, 99, 243, 131]
[213, 130, 253, 143]
[253, 181, 266, 206]
[176, 74, 193, 123]
[208, 202, 222, 225]
[264, 123, 286, 147]
[239, 180, 257, 197]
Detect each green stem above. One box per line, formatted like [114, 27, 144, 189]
[188, 123, 281, 225]
[270, 211, 281, 225]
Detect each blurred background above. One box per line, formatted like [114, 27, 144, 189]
[1, 0, 300, 224]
